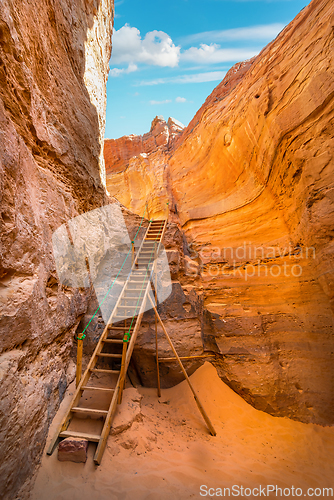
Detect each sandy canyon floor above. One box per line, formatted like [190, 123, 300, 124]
[32, 363, 334, 499]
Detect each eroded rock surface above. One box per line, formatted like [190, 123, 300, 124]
[0, 1, 113, 498]
[105, 0, 334, 425]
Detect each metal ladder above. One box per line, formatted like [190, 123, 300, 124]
[47, 219, 167, 464]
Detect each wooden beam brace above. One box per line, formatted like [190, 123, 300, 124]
[147, 294, 216, 437]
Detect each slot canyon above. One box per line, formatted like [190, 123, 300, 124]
[0, 0, 333, 498]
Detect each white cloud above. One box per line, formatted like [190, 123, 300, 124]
[150, 99, 172, 105]
[110, 63, 138, 77]
[137, 71, 227, 86]
[175, 97, 187, 103]
[182, 44, 259, 64]
[181, 23, 285, 45]
[111, 24, 180, 67]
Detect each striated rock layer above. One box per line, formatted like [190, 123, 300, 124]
[0, 1, 113, 498]
[105, 0, 334, 425]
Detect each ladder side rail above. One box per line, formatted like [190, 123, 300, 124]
[132, 221, 152, 269]
[148, 220, 168, 304]
[94, 281, 151, 464]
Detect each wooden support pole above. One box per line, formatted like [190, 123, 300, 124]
[131, 241, 135, 266]
[76, 337, 83, 388]
[147, 294, 216, 437]
[154, 244, 161, 397]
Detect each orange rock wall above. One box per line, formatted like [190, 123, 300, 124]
[104, 0, 334, 424]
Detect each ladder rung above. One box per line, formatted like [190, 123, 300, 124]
[97, 353, 122, 358]
[59, 430, 101, 442]
[117, 305, 139, 310]
[72, 407, 108, 416]
[82, 386, 115, 392]
[104, 338, 124, 343]
[91, 368, 120, 374]
[114, 317, 138, 322]
[113, 316, 137, 322]
[107, 326, 133, 330]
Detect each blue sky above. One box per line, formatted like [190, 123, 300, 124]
[105, 0, 307, 139]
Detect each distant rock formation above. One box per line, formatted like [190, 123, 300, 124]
[104, 0, 334, 425]
[104, 115, 184, 174]
[104, 116, 184, 218]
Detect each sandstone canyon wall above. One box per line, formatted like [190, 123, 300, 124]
[0, 1, 113, 498]
[105, 0, 334, 425]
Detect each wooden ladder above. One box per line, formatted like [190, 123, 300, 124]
[47, 219, 167, 464]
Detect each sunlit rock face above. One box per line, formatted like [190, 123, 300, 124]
[105, 116, 184, 218]
[0, 1, 113, 497]
[104, 0, 334, 425]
